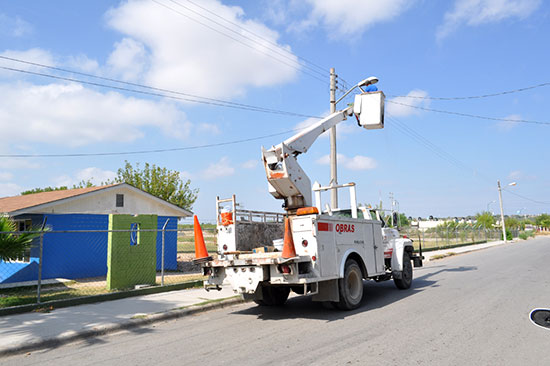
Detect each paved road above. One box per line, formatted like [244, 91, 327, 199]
[4, 237, 550, 365]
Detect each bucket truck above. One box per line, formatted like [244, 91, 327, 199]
[199, 91, 423, 310]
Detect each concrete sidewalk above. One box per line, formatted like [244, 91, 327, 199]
[0, 238, 514, 357]
[423, 239, 510, 261]
[0, 285, 241, 356]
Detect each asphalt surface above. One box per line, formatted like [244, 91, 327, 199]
[4, 237, 549, 366]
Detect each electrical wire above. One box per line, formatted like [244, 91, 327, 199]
[386, 100, 550, 126]
[0, 63, 322, 119]
[172, 0, 328, 77]
[386, 114, 549, 206]
[150, 0, 328, 85]
[388, 81, 550, 100]
[502, 189, 550, 205]
[0, 127, 305, 158]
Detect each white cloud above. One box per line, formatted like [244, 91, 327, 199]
[508, 170, 536, 181]
[53, 167, 117, 187]
[105, 0, 299, 99]
[437, 0, 541, 40]
[0, 14, 33, 38]
[496, 114, 522, 131]
[64, 54, 100, 73]
[196, 123, 221, 135]
[179, 171, 194, 180]
[298, 0, 411, 38]
[241, 159, 258, 169]
[316, 153, 377, 170]
[386, 89, 430, 117]
[107, 37, 148, 81]
[76, 167, 117, 185]
[200, 156, 235, 179]
[0, 172, 14, 181]
[0, 48, 56, 77]
[0, 182, 22, 198]
[0, 81, 192, 147]
[0, 159, 40, 170]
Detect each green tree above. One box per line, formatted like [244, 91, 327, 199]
[535, 214, 550, 229]
[111, 161, 198, 210]
[0, 217, 39, 262]
[505, 217, 520, 230]
[21, 180, 94, 195]
[398, 213, 410, 227]
[475, 211, 495, 229]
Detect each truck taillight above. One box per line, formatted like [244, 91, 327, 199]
[384, 248, 393, 259]
[279, 264, 291, 274]
[312, 255, 316, 261]
[223, 244, 228, 251]
[302, 239, 308, 247]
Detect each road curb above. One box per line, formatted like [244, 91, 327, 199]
[424, 239, 513, 261]
[0, 296, 246, 358]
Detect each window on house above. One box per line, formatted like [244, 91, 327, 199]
[13, 219, 33, 262]
[116, 194, 124, 207]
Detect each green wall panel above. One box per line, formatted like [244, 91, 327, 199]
[107, 214, 158, 290]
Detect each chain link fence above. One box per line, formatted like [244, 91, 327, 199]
[400, 227, 518, 252]
[0, 227, 212, 311]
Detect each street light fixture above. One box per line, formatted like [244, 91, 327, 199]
[329, 68, 379, 209]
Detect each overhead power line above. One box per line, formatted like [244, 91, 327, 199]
[389, 81, 550, 100]
[151, 0, 328, 85]
[502, 189, 550, 205]
[0, 127, 304, 158]
[386, 114, 549, 206]
[0, 62, 322, 119]
[176, 0, 327, 75]
[386, 100, 550, 126]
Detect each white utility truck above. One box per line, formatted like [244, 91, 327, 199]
[199, 89, 423, 310]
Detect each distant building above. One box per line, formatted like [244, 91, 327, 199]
[0, 183, 192, 283]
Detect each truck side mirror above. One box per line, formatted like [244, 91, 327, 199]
[392, 212, 399, 228]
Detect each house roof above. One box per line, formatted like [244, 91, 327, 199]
[0, 183, 192, 217]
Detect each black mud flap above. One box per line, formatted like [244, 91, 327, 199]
[412, 255, 424, 268]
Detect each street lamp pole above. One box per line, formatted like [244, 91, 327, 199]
[329, 68, 338, 209]
[497, 180, 507, 242]
[328, 69, 379, 210]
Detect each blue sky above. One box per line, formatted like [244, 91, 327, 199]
[0, 0, 548, 222]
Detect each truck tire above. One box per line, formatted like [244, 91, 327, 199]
[394, 251, 413, 289]
[336, 259, 364, 310]
[254, 286, 290, 306]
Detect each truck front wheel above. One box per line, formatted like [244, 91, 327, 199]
[394, 251, 413, 289]
[336, 259, 364, 310]
[254, 286, 290, 306]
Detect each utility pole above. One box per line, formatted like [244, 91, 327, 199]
[389, 192, 394, 226]
[329, 67, 338, 209]
[497, 180, 507, 243]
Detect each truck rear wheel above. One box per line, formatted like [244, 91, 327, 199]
[254, 286, 290, 306]
[336, 259, 364, 310]
[394, 251, 413, 289]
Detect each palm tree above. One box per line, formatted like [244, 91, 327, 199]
[0, 216, 39, 262]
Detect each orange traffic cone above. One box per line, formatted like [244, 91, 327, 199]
[282, 217, 297, 259]
[193, 215, 212, 264]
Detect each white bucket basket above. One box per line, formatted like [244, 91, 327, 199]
[353, 91, 385, 130]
